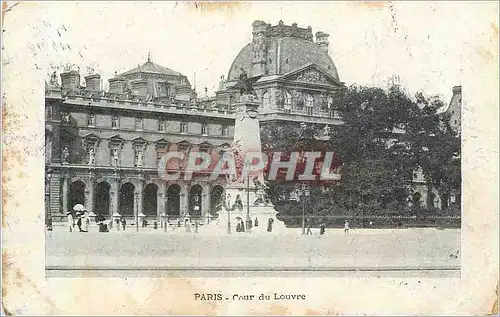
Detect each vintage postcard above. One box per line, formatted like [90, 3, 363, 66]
[2, 1, 499, 315]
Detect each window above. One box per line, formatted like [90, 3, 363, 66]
[262, 91, 271, 109]
[201, 123, 209, 135]
[306, 107, 313, 116]
[177, 142, 190, 152]
[158, 119, 166, 131]
[111, 115, 119, 129]
[87, 114, 95, 126]
[221, 125, 229, 136]
[134, 145, 144, 167]
[284, 92, 292, 107]
[199, 143, 211, 153]
[180, 122, 188, 133]
[135, 117, 143, 130]
[306, 94, 314, 108]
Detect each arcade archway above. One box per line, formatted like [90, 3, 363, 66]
[94, 181, 110, 218]
[189, 185, 203, 218]
[119, 182, 135, 216]
[68, 180, 85, 212]
[143, 183, 158, 217]
[210, 185, 224, 218]
[166, 184, 181, 217]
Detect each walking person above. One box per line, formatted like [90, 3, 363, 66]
[121, 216, 126, 231]
[76, 214, 83, 232]
[306, 218, 313, 235]
[67, 212, 74, 233]
[320, 222, 325, 235]
[83, 211, 90, 232]
[344, 220, 350, 235]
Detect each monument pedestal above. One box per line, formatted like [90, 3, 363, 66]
[212, 93, 286, 234]
[218, 184, 286, 234]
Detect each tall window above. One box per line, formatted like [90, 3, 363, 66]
[180, 122, 188, 133]
[135, 117, 144, 130]
[134, 145, 144, 167]
[305, 94, 314, 115]
[306, 94, 314, 108]
[262, 91, 271, 110]
[284, 92, 292, 114]
[221, 125, 229, 136]
[199, 143, 211, 153]
[158, 119, 166, 131]
[111, 115, 119, 129]
[87, 113, 95, 127]
[201, 123, 209, 135]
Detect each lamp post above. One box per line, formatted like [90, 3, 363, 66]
[300, 184, 310, 235]
[227, 193, 231, 234]
[135, 192, 139, 232]
[45, 169, 53, 231]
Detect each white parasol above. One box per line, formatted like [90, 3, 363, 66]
[88, 211, 97, 217]
[73, 204, 86, 212]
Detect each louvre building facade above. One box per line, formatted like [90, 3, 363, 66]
[45, 20, 453, 225]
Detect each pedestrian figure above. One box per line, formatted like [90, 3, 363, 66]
[236, 220, 241, 233]
[306, 219, 313, 235]
[116, 218, 121, 231]
[82, 211, 89, 232]
[77, 216, 83, 232]
[122, 217, 126, 231]
[320, 223, 325, 235]
[67, 212, 74, 232]
[240, 219, 245, 232]
[344, 220, 350, 235]
[185, 218, 191, 232]
[254, 217, 259, 227]
[246, 215, 252, 232]
[267, 218, 274, 232]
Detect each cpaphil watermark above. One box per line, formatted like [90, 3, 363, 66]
[157, 150, 342, 183]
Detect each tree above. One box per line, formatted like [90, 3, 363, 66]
[260, 83, 461, 224]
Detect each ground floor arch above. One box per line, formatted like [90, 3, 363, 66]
[189, 184, 203, 218]
[94, 181, 110, 218]
[166, 184, 181, 217]
[143, 183, 158, 216]
[210, 185, 224, 218]
[68, 180, 86, 212]
[119, 182, 135, 216]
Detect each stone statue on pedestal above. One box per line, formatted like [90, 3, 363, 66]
[231, 68, 262, 99]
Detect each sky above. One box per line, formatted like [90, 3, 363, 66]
[5, 1, 498, 105]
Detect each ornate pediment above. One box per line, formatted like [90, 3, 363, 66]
[282, 64, 341, 86]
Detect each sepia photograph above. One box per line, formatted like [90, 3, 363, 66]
[2, 1, 498, 315]
[44, 3, 461, 278]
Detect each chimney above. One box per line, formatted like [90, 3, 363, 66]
[60, 70, 80, 91]
[315, 31, 330, 54]
[452, 86, 462, 95]
[108, 77, 127, 94]
[251, 20, 268, 76]
[84, 74, 101, 91]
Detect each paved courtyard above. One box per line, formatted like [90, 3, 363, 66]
[46, 225, 460, 277]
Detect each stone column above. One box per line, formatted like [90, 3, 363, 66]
[62, 176, 69, 214]
[137, 181, 144, 216]
[157, 191, 163, 223]
[203, 185, 211, 224]
[180, 187, 188, 217]
[86, 178, 94, 213]
[109, 178, 119, 228]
